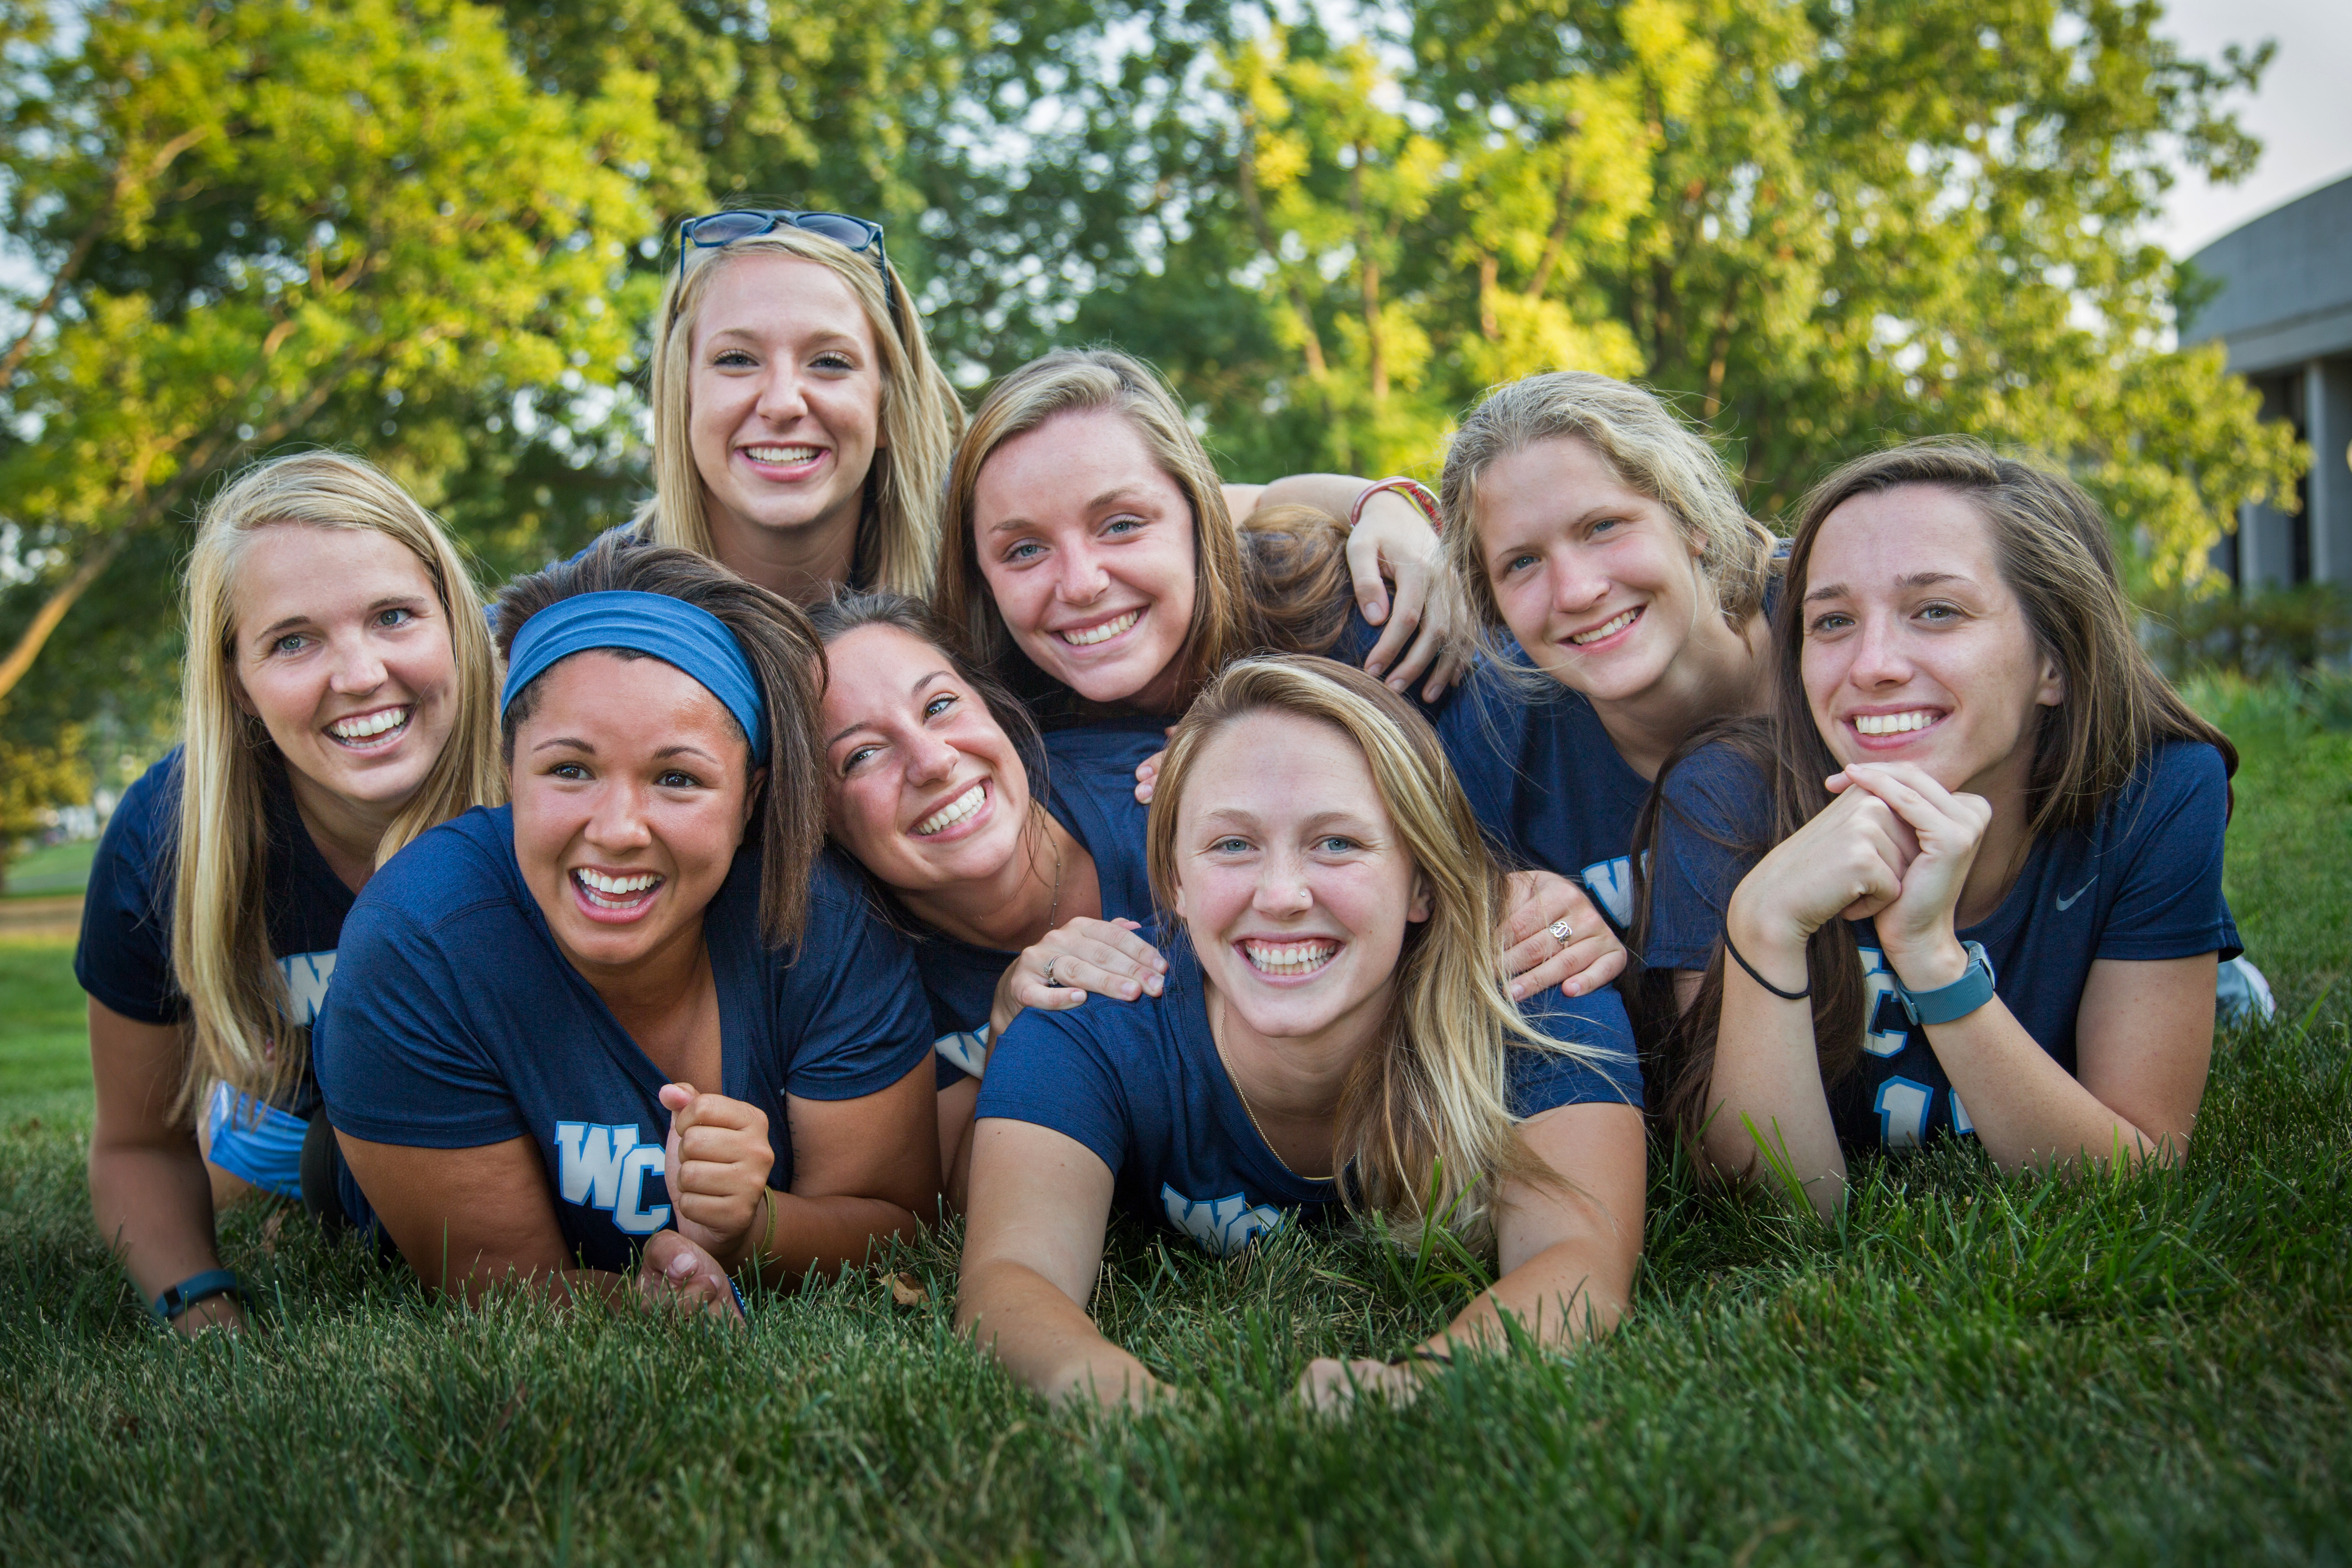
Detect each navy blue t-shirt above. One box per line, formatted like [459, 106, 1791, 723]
[314, 807, 933, 1273]
[974, 941, 1644, 1256]
[76, 749, 352, 1118]
[1439, 668, 1650, 933]
[1643, 740, 2242, 1154]
[916, 718, 1164, 1083]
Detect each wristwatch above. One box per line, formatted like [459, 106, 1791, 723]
[151, 1268, 243, 1324]
[1895, 941, 1996, 1027]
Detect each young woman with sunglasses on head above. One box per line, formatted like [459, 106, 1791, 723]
[78, 453, 503, 1334]
[1431, 372, 1781, 937]
[957, 656, 1645, 1411]
[810, 590, 1169, 1205]
[642, 209, 964, 604]
[1638, 441, 2239, 1215]
[312, 541, 937, 1314]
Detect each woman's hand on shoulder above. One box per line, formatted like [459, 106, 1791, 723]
[1132, 726, 1178, 803]
[988, 918, 1167, 1039]
[1829, 762, 1990, 981]
[1348, 491, 1468, 702]
[659, 1082, 775, 1267]
[1728, 779, 1918, 952]
[1499, 871, 1626, 1000]
[636, 1230, 745, 1324]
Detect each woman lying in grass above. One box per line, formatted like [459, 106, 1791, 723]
[815, 592, 1649, 1208]
[1433, 372, 1781, 937]
[810, 590, 1170, 1206]
[1640, 440, 2239, 1215]
[313, 540, 937, 1315]
[80, 453, 503, 1335]
[957, 655, 1646, 1409]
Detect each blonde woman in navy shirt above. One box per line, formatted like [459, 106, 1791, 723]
[78, 453, 502, 1335]
[959, 657, 1645, 1410]
[1640, 441, 2239, 1214]
[1432, 372, 1781, 934]
[314, 541, 936, 1312]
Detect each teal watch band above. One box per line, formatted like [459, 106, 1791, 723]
[152, 1268, 243, 1323]
[1896, 941, 1996, 1026]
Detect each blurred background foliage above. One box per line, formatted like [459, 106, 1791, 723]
[0, 0, 2320, 849]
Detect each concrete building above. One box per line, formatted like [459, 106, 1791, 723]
[2182, 173, 2352, 592]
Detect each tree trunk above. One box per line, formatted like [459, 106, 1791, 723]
[0, 531, 133, 704]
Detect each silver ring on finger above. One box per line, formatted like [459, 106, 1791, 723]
[1549, 918, 1574, 945]
[1042, 958, 1059, 989]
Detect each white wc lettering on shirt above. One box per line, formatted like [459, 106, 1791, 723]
[554, 1121, 673, 1235]
[1857, 946, 1910, 1059]
[1581, 856, 1636, 931]
[1161, 1184, 1285, 1257]
[277, 950, 337, 1027]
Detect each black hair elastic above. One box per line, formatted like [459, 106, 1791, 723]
[1723, 932, 1811, 1001]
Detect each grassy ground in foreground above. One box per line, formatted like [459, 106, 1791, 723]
[0, 694, 2345, 1565]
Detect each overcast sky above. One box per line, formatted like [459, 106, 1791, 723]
[2150, 0, 2352, 257]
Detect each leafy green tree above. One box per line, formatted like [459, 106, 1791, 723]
[1085, 0, 2305, 578]
[0, 725, 90, 894]
[0, 0, 661, 733]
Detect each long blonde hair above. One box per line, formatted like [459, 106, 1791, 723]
[173, 453, 503, 1119]
[639, 228, 964, 599]
[1145, 655, 1624, 1247]
[1440, 372, 1778, 653]
[933, 348, 1267, 714]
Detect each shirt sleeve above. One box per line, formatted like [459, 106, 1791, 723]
[972, 1005, 1131, 1175]
[74, 766, 183, 1026]
[1642, 744, 1771, 973]
[1509, 984, 1644, 1114]
[776, 886, 938, 1101]
[2095, 743, 2243, 963]
[310, 900, 525, 1148]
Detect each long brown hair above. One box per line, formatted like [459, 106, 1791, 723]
[1148, 656, 1624, 1247]
[493, 539, 827, 947]
[933, 348, 1350, 715]
[803, 588, 1056, 932]
[1639, 437, 2236, 1143]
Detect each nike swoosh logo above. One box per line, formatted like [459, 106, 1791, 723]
[2056, 876, 2097, 911]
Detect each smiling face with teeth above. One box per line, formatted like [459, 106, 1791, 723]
[972, 408, 1200, 713]
[686, 253, 886, 588]
[509, 650, 762, 980]
[1800, 485, 2064, 797]
[1475, 436, 1719, 707]
[1171, 711, 1431, 1049]
[229, 523, 458, 834]
[818, 623, 1035, 896]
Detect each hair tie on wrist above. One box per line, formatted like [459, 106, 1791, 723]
[1723, 931, 1810, 1001]
[1347, 477, 1443, 533]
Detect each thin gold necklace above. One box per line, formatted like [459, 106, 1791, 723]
[1212, 1032, 1333, 1183]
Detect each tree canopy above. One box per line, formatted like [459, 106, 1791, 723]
[0, 0, 2311, 827]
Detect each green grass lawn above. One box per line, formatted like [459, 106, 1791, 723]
[2, 696, 2347, 1565]
[3, 837, 96, 898]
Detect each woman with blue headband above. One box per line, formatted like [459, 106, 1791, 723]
[312, 540, 938, 1312]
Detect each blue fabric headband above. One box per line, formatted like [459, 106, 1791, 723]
[502, 590, 768, 755]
